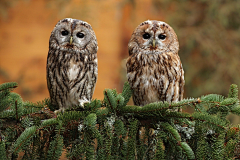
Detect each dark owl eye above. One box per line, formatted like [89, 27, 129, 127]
[158, 34, 166, 40]
[61, 30, 69, 36]
[77, 32, 84, 38]
[143, 33, 150, 39]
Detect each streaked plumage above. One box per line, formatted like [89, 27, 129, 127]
[46, 18, 98, 113]
[126, 20, 184, 106]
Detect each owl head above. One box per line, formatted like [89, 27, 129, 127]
[128, 20, 179, 55]
[49, 18, 97, 53]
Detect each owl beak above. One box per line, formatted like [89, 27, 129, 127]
[152, 39, 156, 48]
[69, 36, 73, 45]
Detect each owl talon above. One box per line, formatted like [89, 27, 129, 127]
[54, 108, 65, 115]
[79, 100, 90, 108]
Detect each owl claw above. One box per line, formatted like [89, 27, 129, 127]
[54, 108, 65, 115]
[79, 99, 90, 108]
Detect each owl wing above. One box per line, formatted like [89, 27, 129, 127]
[178, 64, 185, 101]
[85, 59, 98, 101]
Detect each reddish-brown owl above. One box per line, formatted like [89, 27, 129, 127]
[126, 20, 184, 106]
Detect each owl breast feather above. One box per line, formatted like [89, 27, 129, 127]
[127, 52, 184, 106]
[68, 59, 80, 81]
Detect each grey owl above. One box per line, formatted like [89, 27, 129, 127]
[46, 18, 98, 113]
[126, 20, 184, 106]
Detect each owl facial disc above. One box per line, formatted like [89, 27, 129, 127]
[128, 20, 179, 55]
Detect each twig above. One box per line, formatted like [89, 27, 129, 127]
[0, 85, 18, 92]
[142, 138, 154, 160]
[105, 91, 114, 112]
[15, 100, 19, 123]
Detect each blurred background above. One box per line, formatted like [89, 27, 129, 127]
[0, 0, 240, 122]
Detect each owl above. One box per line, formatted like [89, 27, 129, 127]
[46, 18, 98, 113]
[126, 20, 184, 106]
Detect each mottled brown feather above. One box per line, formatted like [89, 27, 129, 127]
[46, 18, 98, 113]
[126, 20, 184, 106]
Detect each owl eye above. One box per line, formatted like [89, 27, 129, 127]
[77, 32, 85, 38]
[143, 33, 150, 39]
[61, 30, 69, 36]
[158, 34, 166, 40]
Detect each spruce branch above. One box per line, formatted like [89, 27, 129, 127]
[228, 84, 238, 98]
[119, 98, 198, 116]
[196, 137, 207, 160]
[47, 134, 64, 160]
[57, 111, 85, 124]
[13, 126, 37, 154]
[0, 82, 18, 92]
[96, 107, 109, 117]
[15, 100, 19, 122]
[126, 119, 138, 160]
[154, 137, 165, 159]
[0, 140, 7, 160]
[179, 142, 195, 159]
[39, 118, 58, 129]
[104, 89, 117, 112]
[142, 138, 154, 160]
[1, 82, 240, 159]
[121, 82, 133, 106]
[47, 121, 64, 160]
[161, 122, 181, 142]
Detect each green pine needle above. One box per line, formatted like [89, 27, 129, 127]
[13, 126, 36, 153]
[228, 84, 238, 98]
[121, 82, 133, 106]
[0, 82, 18, 92]
[1, 81, 240, 159]
[47, 134, 64, 160]
[0, 141, 7, 160]
[180, 142, 195, 159]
